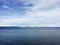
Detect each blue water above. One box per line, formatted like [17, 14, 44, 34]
[0, 27, 60, 45]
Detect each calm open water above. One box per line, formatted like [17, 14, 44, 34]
[0, 27, 60, 45]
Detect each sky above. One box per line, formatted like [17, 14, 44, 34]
[0, 0, 60, 27]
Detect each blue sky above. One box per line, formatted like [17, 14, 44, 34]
[0, 0, 60, 27]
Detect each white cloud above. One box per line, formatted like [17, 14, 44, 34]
[0, 0, 60, 27]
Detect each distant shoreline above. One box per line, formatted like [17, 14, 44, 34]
[0, 27, 60, 30]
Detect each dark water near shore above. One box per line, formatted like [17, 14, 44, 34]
[0, 27, 60, 45]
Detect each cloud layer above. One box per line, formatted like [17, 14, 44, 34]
[0, 0, 60, 27]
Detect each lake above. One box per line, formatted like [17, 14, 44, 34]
[0, 27, 60, 45]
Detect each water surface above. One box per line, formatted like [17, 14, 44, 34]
[0, 27, 60, 45]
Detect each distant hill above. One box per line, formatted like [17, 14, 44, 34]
[0, 26, 60, 30]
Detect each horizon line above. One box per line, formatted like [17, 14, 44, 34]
[0, 25, 60, 27]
